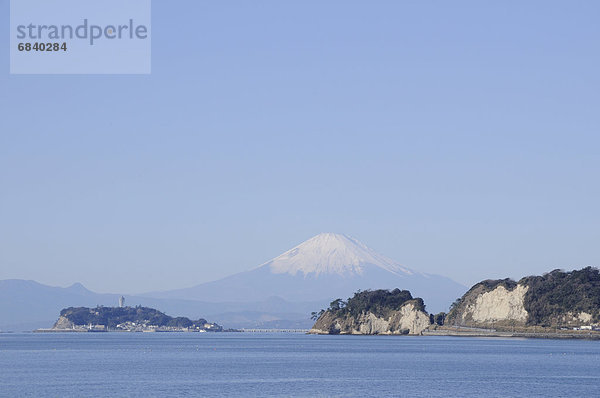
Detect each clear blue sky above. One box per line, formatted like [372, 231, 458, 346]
[1, 0, 599, 294]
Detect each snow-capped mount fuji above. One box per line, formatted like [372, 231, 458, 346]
[147, 233, 467, 313]
[264, 233, 416, 278]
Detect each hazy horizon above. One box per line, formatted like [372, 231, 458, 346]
[2, 232, 597, 296]
[2, 1, 599, 294]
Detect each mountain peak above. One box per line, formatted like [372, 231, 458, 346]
[66, 282, 91, 294]
[261, 233, 415, 277]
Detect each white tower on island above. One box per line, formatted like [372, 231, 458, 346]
[119, 296, 125, 308]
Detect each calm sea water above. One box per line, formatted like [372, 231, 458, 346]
[1, 333, 599, 397]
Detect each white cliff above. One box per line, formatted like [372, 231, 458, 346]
[309, 300, 431, 335]
[465, 285, 529, 323]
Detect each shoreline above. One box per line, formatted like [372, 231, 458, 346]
[33, 328, 238, 333]
[13, 329, 600, 340]
[422, 329, 600, 340]
[307, 326, 600, 340]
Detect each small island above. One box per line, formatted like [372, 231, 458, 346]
[36, 305, 225, 333]
[309, 289, 431, 335]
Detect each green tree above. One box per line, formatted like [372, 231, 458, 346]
[311, 310, 325, 321]
[434, 312, 446, 326]
[328, 299, 346, 312]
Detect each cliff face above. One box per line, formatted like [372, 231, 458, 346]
[53, 316, 75, 329]
[451, 284, 529, 326]
[447, 268, 600, 327]
[467, 285, 528, 323]
[309, 291, 430, 335]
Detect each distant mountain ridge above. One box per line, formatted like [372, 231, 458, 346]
[0, 279, 114, 331]
[0, 280, 320, 331]
[1, 233, 467, 330]
[145, 233, 467, 312]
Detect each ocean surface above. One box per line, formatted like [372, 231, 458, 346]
[1, 333, 599, 397]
